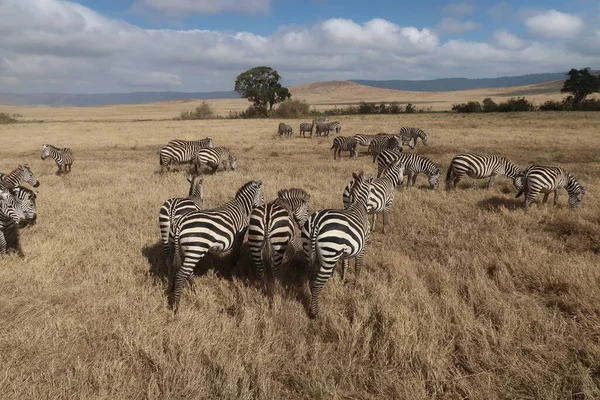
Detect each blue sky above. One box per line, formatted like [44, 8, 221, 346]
[0, 0, 598, 93]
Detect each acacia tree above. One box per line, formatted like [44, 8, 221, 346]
[561, 68, 600, 108]
[234, 66, 291, 111]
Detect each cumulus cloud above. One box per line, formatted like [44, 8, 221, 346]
[444, 2, 474, 15]
[526, 10, 584, 39]
[131, 0, 271, 17]
[436, 17, 480, 34]
[0, 0, 598, 93]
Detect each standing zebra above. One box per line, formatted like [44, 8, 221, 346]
[301, 171, 374, 318]
[376, 150, 440, 189]
[330, 136, 358, 160]
[0, 165, 40, 189]
[160, 138, 214, 173]
[327, 121, 341, 134]
[194, 147, 237, 174]
[399, 127, 428, 146]
[169, 180, 265, 312]
[516, 166, 585, 209]
[343, 159, 404, 233]
[277, 123, 293, 137]
[158, 174, 205, 279]
[315, 121, 331, 138]
[375, 133, 415, 150]
[446, 153, 523, 191]
[368, 135, 402, 162]
[8, 186, 37, 226]
[299, 120, 315, 138]
[0, 189, 21, 255]
[41, 144, 74, 174]
[248, 188, 310, 282]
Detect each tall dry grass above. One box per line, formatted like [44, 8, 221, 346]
[0, 111, 599, 399]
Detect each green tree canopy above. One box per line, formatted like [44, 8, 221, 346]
[561, 68, 600, 108]
[234, 66, 291, 110]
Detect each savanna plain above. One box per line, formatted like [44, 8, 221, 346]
[1, 109, 599, 399]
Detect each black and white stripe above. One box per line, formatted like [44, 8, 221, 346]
[159, 138, 214, 172]
[327, 121, 341, 134]
[299, 120, 316, 138]
[516, 166, 585, 209]
[169, 180, 265, 312]
[399, 127, 428, 146]
[445, 153, 523, 191]
[343, 159, 404, 233]
[8, 186, 37, 226]
[0, 188, 21, 255]
[248, 188, 310, 281]
[301, 171, 373, 318]
[158, 175, 205, 280]
[194, 147, 237, 173]
[330, 136, 358, 160]
[315, 122, 331, 138]
[376, 150, 440, 189]
[367, 135, 401, 162]
[41, 144, 74, 174]
[278, 123, 293, 137]
[0, 165, 40, 189]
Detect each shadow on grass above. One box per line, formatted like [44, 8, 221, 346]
[477, 196, 524, 212]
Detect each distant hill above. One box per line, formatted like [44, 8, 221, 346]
[0, 91, 240, 107]
[350, 72, 568, 92]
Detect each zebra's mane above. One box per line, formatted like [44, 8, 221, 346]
[277, 188, 310, 202]
[381, 158, 402, 178]
[235, 180, 262, 198]
[11, 186, 37, 199]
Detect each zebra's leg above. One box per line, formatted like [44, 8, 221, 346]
[524, 189, 538, 210]
[382, 209, 389, 234]
[542, 193, 550, 205]
[411, 173, 418, 187]
[553, 190, 559, 206]
[249, 238, 265, 280]
[340, 258, 348, 281]
[231, 230, 247, 266]
[354, 249, 367, 283]
[272, 247, 286, 280]
[487, 174, 497, 189]
[0, 231, 6, 254]
[370, 213, 377, 232]
[309, 258, 337, 318]
[169, 254, 201, 313]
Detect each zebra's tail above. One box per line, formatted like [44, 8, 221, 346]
[261, 219, 273, 276]
[445, 164, 452, 182]
[308, 219, 319, 278]
[169, 221, 183, 303]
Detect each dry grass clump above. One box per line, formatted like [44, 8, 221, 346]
[0, 111, 599, 398]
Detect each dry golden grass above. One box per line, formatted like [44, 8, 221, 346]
[1, 110, 599, 399]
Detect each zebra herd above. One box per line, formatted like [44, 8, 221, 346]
[283, 118, 342, 138]
[0, 143, 73, 254]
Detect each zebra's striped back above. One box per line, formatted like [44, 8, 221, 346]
[169, 180, 265, 312]
[517, 166, 585, 209]
[248, 188, 310, 280]
[446, 153, 522, 191]
[330, 136, 358, 160]
[167, 138, 214, 148]
[368, 136, 401, 162]
[352, 134, 377, 147]
[0, 165, 40, 189]
[301, 171, 373, 318]
[399, 127, 428, 146]
[160, 139, 213, 172]
[376, 150, 440, 189]
[195, 147, 237, 173]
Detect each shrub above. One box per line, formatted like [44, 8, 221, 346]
[358, 102, 375, 114]
[405, 103, 416, 113]
[482, 98, 498, 112]
[388, 102, 401, 114]
[452, 101, 482, 113]
[496, 97, 534, 112]
[179, 102, 216, 120]
[271, 99, 311, 118]
[240, 104, 269, 118]
[578, 98, 600, 111]
[539, 100, 565, 111]
[0, 113, 18, 124]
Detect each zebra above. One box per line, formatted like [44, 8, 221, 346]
[169, 180, 265, 313]
[8, 186, 37, 226]
[342, 159, 404, 233]
[367, 135, 401, 162]
[41, 144, 74, 174]
[375, 133, 415, 150]
[159, 138, 214, 173]
[247, 188, 310, 282]
[277, 123, 293, 137]
[194, 147, 237, 174]
[299, 120, 316, 138]
[158, 174, 205, 280]
[327, 121, 341, 134]
[0, 188, 22, 255]
[315, 121, 331, 138]
[330, 136, 358, 160]
[445, 153, 523, 191]
[0, 165, 40, 189]
[301, 171, 374, 318]
[283, 124, 293, 137]
[516, 166, 585, 209]
[399, 127, 428, 146]
[376, 150, 440, 189]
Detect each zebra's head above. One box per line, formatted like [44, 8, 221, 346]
[10, 187, 37, 226]
[19, 165, 40, 188]
[429, 170, 440, 190]
[204, 138, 214, 148]
[41, 144, 51, 160]
[567, 174, 585, 209]
[349, 170, 374, 210]
[229, 154, 238, 171]
[422, 135, 428, 146]
[186, 175, 204, 201]
[0, 190, 20, 225]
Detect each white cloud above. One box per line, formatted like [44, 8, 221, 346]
[444, 2, 474, 15]
[131, 0, 271, 17]
[436, 17, 481, 34]
[526, 10, 584, 39]
[0, 0, 598, 93]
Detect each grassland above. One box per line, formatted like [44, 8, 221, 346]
[0, 108, 599, 399]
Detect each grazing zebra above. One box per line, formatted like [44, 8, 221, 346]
[41, 144, 74, 174]
[352, 134, 377, 147]
[327, 121, 341, 134]
[376, 150, 440, 189]
[330, 136, 358, 160]
[445, 153, 522, 191]
[301, 171, 374, 318]
[248, 188, 310, 281]
[315, 121, 332, 137]
[169, 180, 265, 313]
[160, 138, 214, 173]
[158, 174, 205, 279]
[0, 189, 21, 255]
[368, 135, 401, 162]
[8, 186, 37, 226]
[516, 166, 585, 209]
[283, 124, 293, 137]
[299, 120, 320, 138]
[277, 123, 293, 137]
[194, 147, 237, 174]
[399, 127, 428, 146]
[0, 165, 40, 189]
[343, 159, 404, 233]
